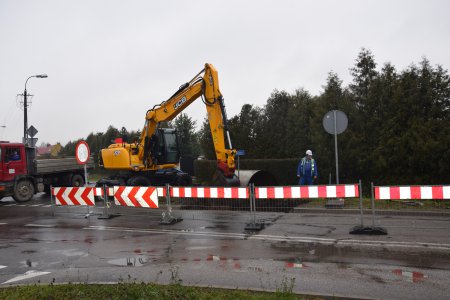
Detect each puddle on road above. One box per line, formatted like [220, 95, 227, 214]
[21, 250, 36, 254]
[108, 256, 150, 267]
[393, 269, 427, 283]
[199, 224, 229, 230]
[271, 241, 450, 269]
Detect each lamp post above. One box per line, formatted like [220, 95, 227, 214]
[23, 74, 48, 145]
[0, 125, 5, 140]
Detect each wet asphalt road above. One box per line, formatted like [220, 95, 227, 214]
[1, 194, 450, 299]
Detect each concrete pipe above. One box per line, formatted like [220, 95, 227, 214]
[237, 170, 278, 187]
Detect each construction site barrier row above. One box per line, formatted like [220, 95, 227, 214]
[100, 184, 360, 200]
[50, 182, 449, 234]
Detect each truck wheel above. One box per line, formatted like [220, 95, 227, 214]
[71, 174, 84, 187]
[13, 180, 35, 202]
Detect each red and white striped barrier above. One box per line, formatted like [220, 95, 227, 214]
[102, 184, 359, 201]
[255, 185, 359, 199]
[52, 187, 102, 206]
[167, 187, 249, 199]
[113, 186, 159, 208]
[375, 185, 450, 200]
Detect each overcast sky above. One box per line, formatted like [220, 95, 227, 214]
[1, 0, 449, 146]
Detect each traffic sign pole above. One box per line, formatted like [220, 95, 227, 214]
[84, 164, 88, 187]
[334, 110, 339, 184]
[236, 150, 246, 179]
[323, 110, 348, 184]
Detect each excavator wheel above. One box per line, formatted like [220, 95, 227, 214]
[127, 176, 151, 187]
[174, 173, 192, 186]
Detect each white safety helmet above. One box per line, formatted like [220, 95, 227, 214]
[306, 150, 313, 156]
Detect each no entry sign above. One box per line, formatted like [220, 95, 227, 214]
[75, 141, 90, 165]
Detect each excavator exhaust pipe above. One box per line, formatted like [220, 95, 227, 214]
[212, 169, 278, 187]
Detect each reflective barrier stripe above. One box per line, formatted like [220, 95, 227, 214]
[52, 187, 101, 206]
[170, 187, 249, 199]
[157, 187, 166, 197]
[255, 185, 359, 199]
[375, 186, 450, 200]
[113, 186, 158, 208]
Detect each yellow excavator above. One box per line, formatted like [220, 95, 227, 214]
[99, 63, 240, 187]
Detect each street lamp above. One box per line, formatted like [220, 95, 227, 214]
[23, 74, 48, 145]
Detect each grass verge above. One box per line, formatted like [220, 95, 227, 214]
[0, 283, 323, 300]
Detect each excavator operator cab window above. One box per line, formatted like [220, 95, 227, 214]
[153, 129, 180, 165]
[163, 131, 179, 163]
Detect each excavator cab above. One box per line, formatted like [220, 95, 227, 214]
[150, 128, 180, 165]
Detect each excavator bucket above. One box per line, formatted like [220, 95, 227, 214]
[211, 170, 240, 186]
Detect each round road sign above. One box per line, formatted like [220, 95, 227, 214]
[75, 141, 90, 164]
[323, 110, 348, 135]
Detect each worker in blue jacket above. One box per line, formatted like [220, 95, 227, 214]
[297, 150, 318, 185]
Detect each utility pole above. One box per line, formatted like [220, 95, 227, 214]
[23, 74, 48, 145]
[23, 88, 28, 144]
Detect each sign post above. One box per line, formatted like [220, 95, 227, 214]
[75, 141, 90, 186]
[323, 110, 348, 208]
[322, 110, 348, 184]
[235, 150, 246, 179]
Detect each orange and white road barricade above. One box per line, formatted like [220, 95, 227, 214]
[51, 186, 103, 218]
[113, 186, 159, 208]
[52, 187, 102, 206]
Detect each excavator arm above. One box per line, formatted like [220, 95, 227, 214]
[101, 63, 237, 182]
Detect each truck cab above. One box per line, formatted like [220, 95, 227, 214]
[0, 143, 28, 183]
[0, 143, 30, 200]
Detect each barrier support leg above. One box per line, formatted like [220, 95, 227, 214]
[160, 184, 183, 225]
[350, 181, 387, 235]
[51, 185, 55, 217]
[245, 184, 265, 231]
[98, 185, 118, 219]
[85, 203, 91, 218]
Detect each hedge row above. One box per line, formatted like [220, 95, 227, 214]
[194, 159, 300, 186]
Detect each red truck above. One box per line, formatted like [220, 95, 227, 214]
[0, 142, 93, 202]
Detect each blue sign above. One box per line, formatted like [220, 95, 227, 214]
[236, 150, 245, 156]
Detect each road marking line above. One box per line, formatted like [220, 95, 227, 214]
[2, 270, 51, 284]
[25, 224, 55, 228]
[4, 204, 16, 207]
[84, 225, 450, 250]
[85, 226, 245, 239]
[0, 265, 7, 269]
[0, 223, 7, 226]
